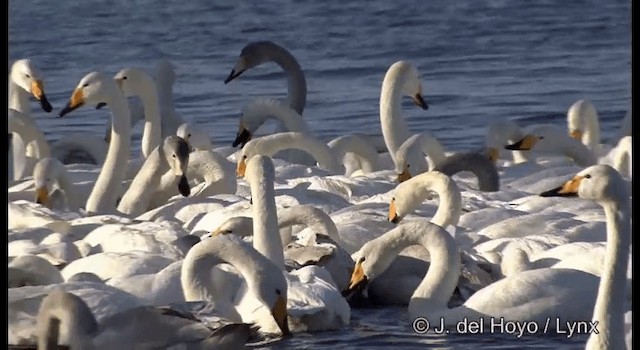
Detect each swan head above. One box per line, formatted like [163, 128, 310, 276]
[10, 59, 52, 113]
[176, 123, 211, 152]
[504, 134, 544, 151]
[394, 61, 428, 110]
[569, 129, 583, 141]
[343, 239, 395, 296]
[210, 216, 253, 237]
[163, 136, 191, 196]
[59, 72, 118, 117]
[113, 68, 153, 97]
[33, 158, 65, 208]
[540, 164, 628, 203]
[232, 119, 252, 148]
[224, 41, 278, 84]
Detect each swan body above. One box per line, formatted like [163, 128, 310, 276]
[328, 134, 381, 176]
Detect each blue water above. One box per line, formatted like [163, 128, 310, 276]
[9, 0, 629, 348]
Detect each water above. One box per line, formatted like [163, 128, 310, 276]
[9, 0, 629, 348]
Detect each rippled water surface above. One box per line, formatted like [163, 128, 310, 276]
[9, 0, 630, 348]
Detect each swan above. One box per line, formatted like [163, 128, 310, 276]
[394, 133, 446, 180]
[379, 61, 429, 170]
[343, 218, 601, 330]
[30, 158, 80, 211]
[9, 59, 53, 181]
[8, 109, 52, 182]
[181, 234, 290, 336]
[238, 155, 350, 331]
[8, 255, 64, 287]
[539, 164, 630, 349]
[30, 288, 258, 349]
[117, 135, 191, 216]
[58, 71, 131, 214]
[113, 67, 162, 159]
[566, 99, 602, 152]
[236, 132, 343, 177]
[224, 41, 307, 115]
[484, 119, 534, 164]
[611, 136, 631, 178]
[210, 205, 354, 291]
[176, 122, 237, 157]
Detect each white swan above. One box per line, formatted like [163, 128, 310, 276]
[176, 122, 237, 157]
[379, 61, 429, 169]
[181, 234, 290, 335]
[225, 41, 307, 115]
[236, 132, 343, 177]
[32, 157, 80, 211]
[343, 219, 600, 329]
[239, 155, 350, 331]
[540, 164, 630, 349]
[611, 136, 632, 178]
[9, 59, 53, 181]
[484, 119, 534, 164]
[58, 71, 132, 214]
[327, 134, 381, 176]
[567, 99, 602, 152]
[117, 135, 191, 216]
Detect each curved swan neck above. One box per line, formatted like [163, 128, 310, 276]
[244, 99, 311, 134]
[398, 133, 445, 172]
[8, 78, 30, 114]
[372, 222, 461, 314]
[187, 150, 237, 196]
[246, 156, 285, 269]
[380, 66, 411, 161]
[559, 137, 598, 167]
[264, 44, 307, 114]
[86, 86, 131, 215]
[568, 100, 600, 150]
[181, 236, 277, 302]
[587, 195, 630, 349]
[612, 137, 632, 178]
[328, 135, 380, 174]
[395, 171, 462, 228]
[434, 152, 500, 192]
[277, 205, 345, 246]
[245, 132, 342, 174]
[136, 75, 162, 159]
[36, 290, 98, 350]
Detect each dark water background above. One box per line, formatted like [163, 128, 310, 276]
[9, 0, 630, 348]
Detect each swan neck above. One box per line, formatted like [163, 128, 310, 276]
[252, 134, 342, 174]
[57, 170, 79, 211]
[85, 91, 131, 214]
[117, 147, 165, 216]
[277, 206, 343, 245]
[588, 200, 629, 348]
[138, 81, 162, 159]
[402, 172, 461, 228]
[8, 79, 30, 113]
[380, 72, 410, 161]
[562, 140, 597, 167]
[270, 48, 307, 114]
[249, 168, 285, 269]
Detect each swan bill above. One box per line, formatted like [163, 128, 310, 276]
[539, 175, 584, 197]
[570, 129, 583, 140]
[178, 175, 191, 197]
[412, 93, 429, 110]
[271, 295, 291, 336]
[397, 169, 412, 183]
[58, 89, 85, 117]
[224, 68, 246, 84]
[224, 56, 248, 84]
[232, 128, 252, 148]
[388, 198, 401, 224]
[31, 80, 53, 113]
[487, 147, 499, 163]
[504, 134, 538, 151]
[236, 156, 248, 178]
[343, 261, 369, 296]
[35, 187, 49, 207]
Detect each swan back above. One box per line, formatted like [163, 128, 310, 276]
[36, 289, 98, 349]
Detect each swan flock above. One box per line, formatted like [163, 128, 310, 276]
[7, 41, 632, 349]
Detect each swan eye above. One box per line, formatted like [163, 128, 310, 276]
[243, 155, 247, 159]
[275, 289, 282, 295]
[187, 133, 191, 138]
[358, 257, 366, 263]
[538, 136, 545, 140]
[584, 174, 591, 179]
[25, 73, 31, 78]
[82, 83, 89, 88]
[46, 177, 51, 182]
[406, 164, 410, 168]
[172, 154, 176, 158]
[122, 76, 127, 80]
[392, 197, 395, 201]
